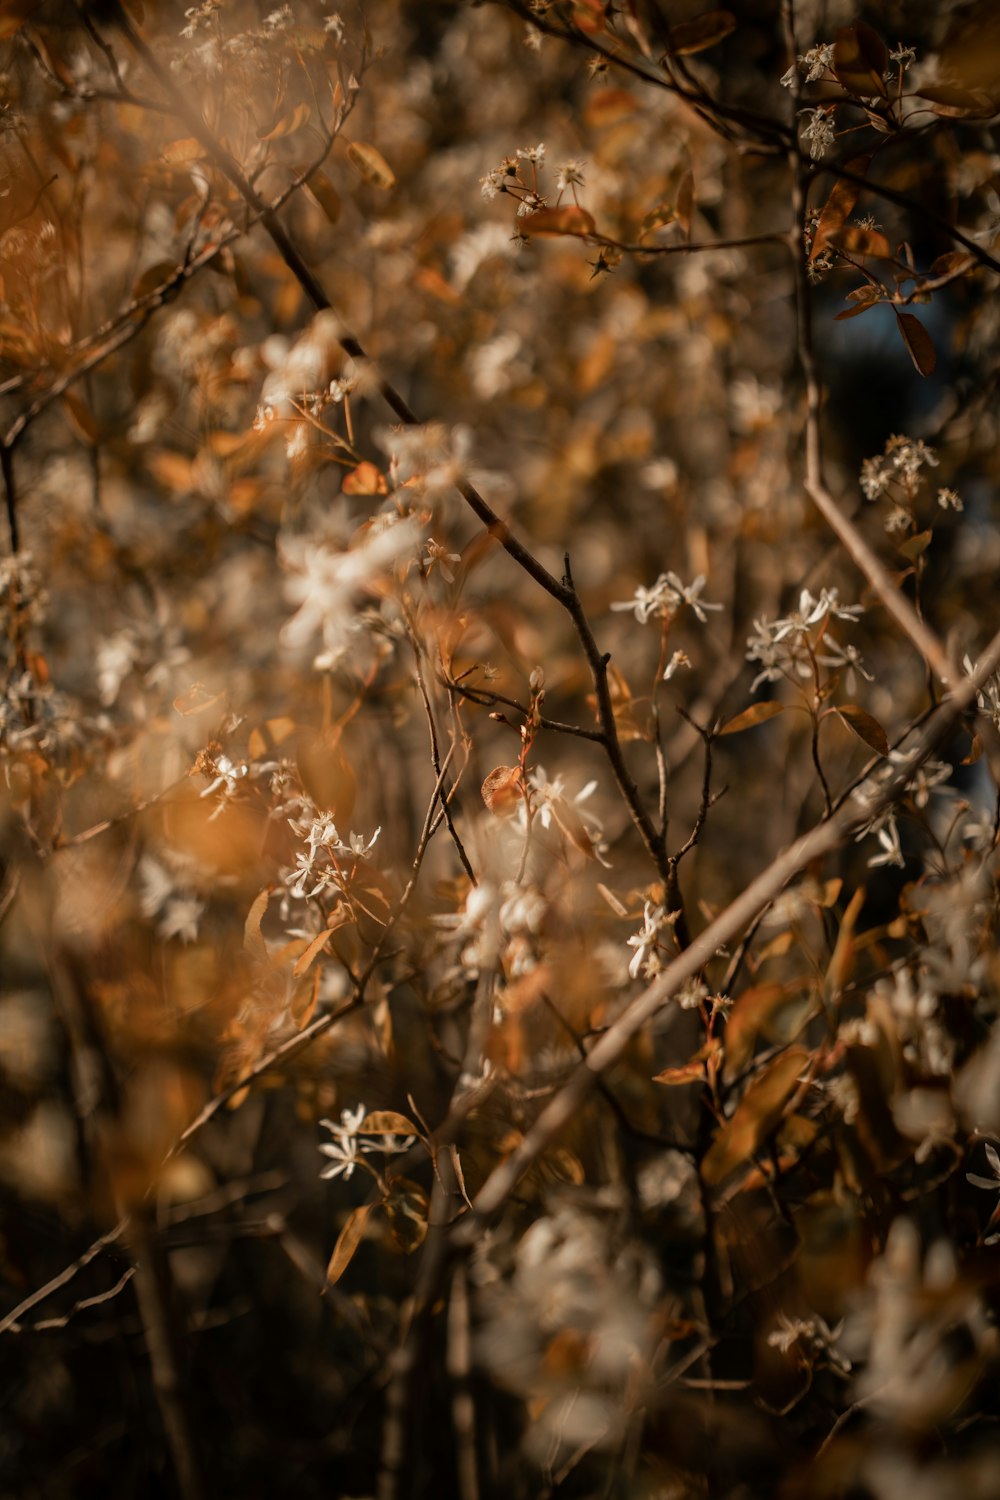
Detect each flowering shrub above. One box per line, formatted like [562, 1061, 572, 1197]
[2, 2, 1000, 1497]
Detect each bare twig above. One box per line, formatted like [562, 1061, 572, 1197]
[450, 629, 1000, 1241]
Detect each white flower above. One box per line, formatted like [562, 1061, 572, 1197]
[663, 650, 691, 681]
[937, 487, 963, 511]
[800, 106, 836, 161]
[556, 160, 585, 191]
[318, 1105, 370, 1181]
[516, 142, 545, 165]
[611, 572, 720, 625]
[627, 902, 677, 980]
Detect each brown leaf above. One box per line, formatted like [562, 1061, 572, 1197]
[653, 1036, 722, 1085]
[303, 170, 342, 223]
[719, 700, 784, 736]
[346, 141, 395, 189]
[825, 225, 893, 260]
[929, 250, 976, 278]
[836, 704, 889, 756]
[810, 156, 871, 260]
[384, 1178, 429, 1252]
[326, 1203, 376, 1286]
[824, 885, 865, 1001]
[481, 765, 523, 817]
[832, 22, 888, 98]
[896, 529, 933, 561]
[522, 205, 597, 238]
[914, 83, 995, 118]
[258, 102, 311, 142]
[702, 1049, 809, 1186]
[668, 8, 737, 55]
[895, 311, 937, 376]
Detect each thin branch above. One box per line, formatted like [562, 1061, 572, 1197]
[450, 630, 1000, 1241]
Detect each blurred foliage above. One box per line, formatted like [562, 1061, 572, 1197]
[1, 1, 1000, 1496]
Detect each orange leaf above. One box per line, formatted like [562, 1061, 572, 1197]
[522, 205, 597, 238]
[342, 461, 388, 495]
[326, 1203, 375, 1286]
[303, 170, 342, 223]
[701, 1049, 809, 1186]
[162, 137, 206, 165]
[258, 102, 311, 141]
[810, 156, 870, 260]
[359, 1110, 419, 1137]
[719, 700, 784, 735]
[244, 887, 271, 962]
[346, 141, 395, 189]
[825, 225, 892, 260]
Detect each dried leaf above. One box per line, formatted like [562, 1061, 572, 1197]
[325, 1202, 375, 1286]
[244, 887, 271, 962]
[481, 765, 523, 817]
[162, 138, 206, 165]
[895, 311, 937, 376]
[930, 250, 976, 278]
[522, 205, 597, 238]
[702, 1049, 809, 1186]
[303, 170, 342, 223]
[654, 1036, 722, 1086]
[719, 700, 784, 735]
[832, 22, 888, 98]
[347, 141, 395, 189]
[61, 391, 100, 445]
[836, 704, 889, 756]
[824, 885, 865, 1001]
[668, 8, 736, 55]
[358, 1110, 419, 1137]
[825, 225, 893, 260]
[896, 529, 933, 561]
[810, 156, 871, 261]
[258, 102, 311, 141]
[384, 1178, 428, 1252]
[342, 461, 388, 495]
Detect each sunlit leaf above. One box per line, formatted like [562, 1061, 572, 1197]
[359, 1110, 420, 1136]
[342, 461, 388, 494]
[347, 141, 396, 189]
[326, 1202, 376, 1286]
[481, 765, 523, 817]
[162, 138, 206, 165]
[719, 700, 784, 735]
